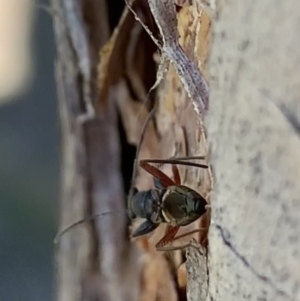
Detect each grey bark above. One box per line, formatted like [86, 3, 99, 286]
[52, 1, 141, 301]
[206, 1, 300, 300]
[186, 242, 208, 301]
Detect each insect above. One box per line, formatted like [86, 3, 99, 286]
[128, 156, 210, 251]
[54, 108, 210, 251]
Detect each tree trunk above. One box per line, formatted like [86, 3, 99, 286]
[207, 1, 300, 300]
[52, 1, 140, 301]
[52, 0, 300, 301]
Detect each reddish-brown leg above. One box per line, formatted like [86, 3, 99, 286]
[139, 157, 207, 191]
[155, 225, 180, 249]
[172, 228, 207, 242]
[139, 160, 175, 187]
[172, 164, 181, 185]
[156, 228, 208, 252]
[141, 158, 208, 169]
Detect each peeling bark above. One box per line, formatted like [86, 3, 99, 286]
[52, 1, 140, 301]
[53, 0, 300, 300]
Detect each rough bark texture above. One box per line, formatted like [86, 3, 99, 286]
[207, 1, 300, 300]
[53, 0, 300, 300]
[186, 242, 208, 301]
[52, 1, 140, 301]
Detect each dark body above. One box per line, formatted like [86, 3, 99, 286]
[128, 184, 207, 238]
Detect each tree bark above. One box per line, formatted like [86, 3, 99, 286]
[52, 1, 140, 301]
[207, 1, 300, 300]
[52, 0, 300, 301]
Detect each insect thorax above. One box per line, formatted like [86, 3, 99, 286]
[161, 185, 207, 226]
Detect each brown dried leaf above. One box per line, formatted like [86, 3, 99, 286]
[114, 80, 154, 145]
[98, 4, 135, 108]
[98, 0, 157, 143]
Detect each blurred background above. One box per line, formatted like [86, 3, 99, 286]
[0, 0, 126, 300]
[0, 0, 58, 300]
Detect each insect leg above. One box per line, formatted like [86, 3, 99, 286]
[166, 157, 208, 183]
[155, 225, 180, 249]
[139, 160, 175, 187]
[168, 156, 206, 161]
[172, 164, 181, 185]
[143, 156, 208, 186]
[172, 228, 207, 242]
[142, 158, 208, 170]
[156, 228, 207, 252]
[140, 156, 207, 188]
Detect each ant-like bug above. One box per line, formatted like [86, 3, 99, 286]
[128, 156, 209, 251]
[54, 108, 210, 251]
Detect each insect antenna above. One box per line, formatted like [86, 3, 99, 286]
[128, 105, 157, 200]
[54, 210, 123, 244]
[55, 106, 157, 244]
